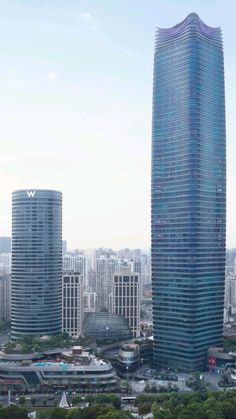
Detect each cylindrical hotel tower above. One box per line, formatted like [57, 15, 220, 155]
[11, 189, 62, 339]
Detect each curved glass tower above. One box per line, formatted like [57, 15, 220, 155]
[151, 14, 226, 371]
[11, 189, 62, 339]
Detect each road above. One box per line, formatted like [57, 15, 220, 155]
[0, 394, 62, 407]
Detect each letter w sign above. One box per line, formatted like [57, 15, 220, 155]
[27, 191, 36, 197]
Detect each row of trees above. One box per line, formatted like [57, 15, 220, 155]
[224, 337, 236, 352]
[135, 390, 236, 418]
[4, 391, 236, 418]
[71, 394, 121, 409]
[4, 333, 94, 354]
[0, 404, 132, 419]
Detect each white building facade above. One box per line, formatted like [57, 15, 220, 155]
[112, 272, 140, 338]
[62, 273, 83, 338]
[96, 256, 120, 310]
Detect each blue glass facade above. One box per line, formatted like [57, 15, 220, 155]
[11, 189, 62, 339]
[151, 14, 226, 371]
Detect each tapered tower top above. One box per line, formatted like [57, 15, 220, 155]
[156, 13, 222, 46]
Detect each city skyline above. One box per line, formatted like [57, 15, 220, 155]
[0, 0, 235, 250]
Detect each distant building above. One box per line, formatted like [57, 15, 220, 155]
[96, 256, 120, 310]
[63, 255, 88, 289]
[108, 293, 113, 313]
[0, 274, 11, 322]
[225, 274, 236, 322]
[0, 237, 11, 254]
[83, 292, 97, 313]
[112, 272, 141, 338]
[0, 253, 11, 274]
[62, 272, 83, 338]
[88, 269, 96, 292]
[226, 249, 236, 275]
[62, 240, 67, 256]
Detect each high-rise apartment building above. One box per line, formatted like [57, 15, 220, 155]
[151, 13, 226, 371]
[63, 254, 88, 289]
[112, 272, 140, 338]
[11, 189, 62, 339]
[0, 253, 11, 274]
[62, 240, 67, 256]
[62, 273, 83, 338]
[88, 269, 96, 292]
[224, 274, 236, 321]
[226, 249, 236, 275]
[96, 256, 120, 310]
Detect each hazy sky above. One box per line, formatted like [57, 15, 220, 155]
[0, 0, 235, 250]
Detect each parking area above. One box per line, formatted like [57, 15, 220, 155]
[130, 368, 227, 393]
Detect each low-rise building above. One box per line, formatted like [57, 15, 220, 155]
[0, 348, 117, 392]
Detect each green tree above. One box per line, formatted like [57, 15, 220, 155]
[18, 396, 26, 406]
[177, 402, 206, 419]
[71, 395, 82, 405]
[96, 394, 109, 404]
[69, 405, 112, 419]
[152, 402, 161, 418]
[109, 394, 121, 409]
[155, 409, 173, 419]
[98, 411, 132, 419]
[186, 372, 208, 392]
[50, 407, 69, 419]
[138, 402, 151, 416]
[85, 394, 94, 403]
[0, 405, 28, 419]
[203, 397, 224, 419]
[222, 400, 236, 419]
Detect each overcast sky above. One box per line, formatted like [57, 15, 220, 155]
[0, 0, 235, 250]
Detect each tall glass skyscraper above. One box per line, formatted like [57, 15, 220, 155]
[151, 14, 226, 371]
[11, 189, 62, 339]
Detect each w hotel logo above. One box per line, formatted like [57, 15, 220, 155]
[27, 191, 36, 198]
